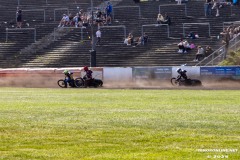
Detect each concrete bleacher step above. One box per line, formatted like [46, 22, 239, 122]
[1, 0, 240, 68]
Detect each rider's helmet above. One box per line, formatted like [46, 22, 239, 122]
[176, 68, 182, 73]
[83, 66, 88, 72]
[63, 70, 68, 74]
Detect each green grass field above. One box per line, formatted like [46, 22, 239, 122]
[0, 88, 239, 160]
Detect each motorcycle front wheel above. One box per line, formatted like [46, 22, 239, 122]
[58, 79, 66, 88]
[171, 78, 179, 86]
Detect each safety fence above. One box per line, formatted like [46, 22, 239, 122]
[182, 22, 211, 38]
[22, 9, 46, 23]
[159, 4, 187, 17]
[141, 24, 169, 38]
[5, 28, 37, 42]
[53, 27, 87, 41]
[99, 25, 126, 40]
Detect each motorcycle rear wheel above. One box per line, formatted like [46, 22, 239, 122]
[75, 78, 84, 88]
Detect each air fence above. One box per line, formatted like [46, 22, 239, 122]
[182, 23, 211, 38]
[5, 28, 37, 43]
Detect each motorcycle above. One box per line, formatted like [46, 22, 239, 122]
[57, 78, 82, 88]
[171, 76, 202, 86]
[77, 76, 103, 88]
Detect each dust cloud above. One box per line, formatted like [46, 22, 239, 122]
[0, 75, 239, 90]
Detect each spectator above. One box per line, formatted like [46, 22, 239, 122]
[193, 46, 205, 61]
[95, 8, 103, 28]
[164, 13, 171, 25]
[177, 0, 182, 5]
[212, 0, 220, 17]
[96, 29, 101, 46]
[220, 28, 230, 46]
[58, 14, 69, 27]
[183, 40, 191, 53]
[205, 45, 213, 57]
[142, 32, 149, 45]
[128, 33, 134, 45]
[73, 13, 82, 28]
[204, 0, 212, 17]
[178, 39, 186, 53]
[105, 2, 112, 25]
[133, 36, 142, 47]
[68, 13, 74, 26]
[188, 32, 196, 39]
[157, 14, 165, 24]
[16, 7, 22, 28]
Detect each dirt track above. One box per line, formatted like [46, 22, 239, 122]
[0, 77, 240, 90]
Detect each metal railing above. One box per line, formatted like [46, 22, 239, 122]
[99, 25, 126, 39]
[223, 21, 240, 30]
[18, 0, 49, 5]
[195, 45, 226, 66]
[53, 27, 86, 41]
[5, 28, 36, 42]
[141, 24, 169, 38]
[23, 9, 46, 22]
[183, 22, 210, 37]
[112, 6, 141, 19]
[195, 34, 240, 66]
[159, 4, 187, 17]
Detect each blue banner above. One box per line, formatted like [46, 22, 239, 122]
[200, 67, 240, 77]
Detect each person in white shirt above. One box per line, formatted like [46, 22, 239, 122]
[96, 29, 101, 46]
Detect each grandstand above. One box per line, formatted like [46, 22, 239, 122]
[0, 0, 240, 68]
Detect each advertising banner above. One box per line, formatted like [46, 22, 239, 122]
[133, 67, 172, 80]
[200, 67, 240, 78]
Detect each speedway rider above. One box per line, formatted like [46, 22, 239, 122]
[176, 68, 191, 85]
[63, 70, 74, 87]
[83, 66, 93, 87]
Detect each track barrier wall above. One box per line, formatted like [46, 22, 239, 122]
[0, 66, 239, 87]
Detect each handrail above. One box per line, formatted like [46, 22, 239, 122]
[6, 28, 36, 42]
[195, 34, 240, 66]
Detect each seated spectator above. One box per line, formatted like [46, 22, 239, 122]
[68, 13, 74, 26]
[205, 45, 213, 57]
[193, 46, 205, 61]
[183, 40, 191, 52]
[133, 36, 142, 47]
[142, 32, 149, 45]
[157, 14, 165, 24]
[188, 32, 196, 39]
[58, 14, 69, 27]
[124, 33, 134, 46]
[95, 8, 103, 28]
[128, 33, 134, 45]
[73, 13, 82, 28]
[178, 39, 186, 53]
[164, 13, 171, 25]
